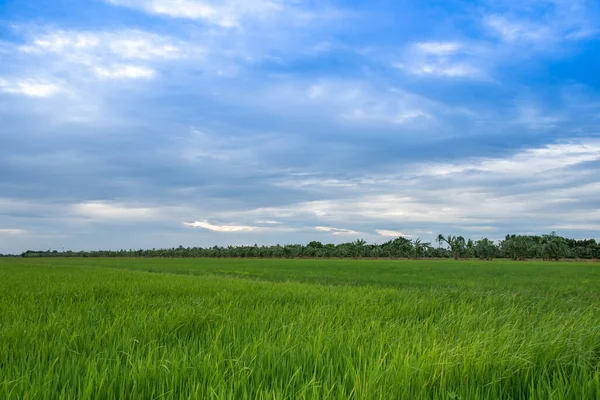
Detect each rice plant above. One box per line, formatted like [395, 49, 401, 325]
[1, 258, 599, 399]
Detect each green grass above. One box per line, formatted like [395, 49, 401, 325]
[1, 258, 599, 399]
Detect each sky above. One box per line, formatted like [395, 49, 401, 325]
[1, 0, 599, 253]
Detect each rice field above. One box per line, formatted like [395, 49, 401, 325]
[1, 258, 599, 399]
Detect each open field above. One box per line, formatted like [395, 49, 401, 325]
[1, 258, 599, 399]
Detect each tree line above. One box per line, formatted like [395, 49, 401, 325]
[13, 232, 600, 260]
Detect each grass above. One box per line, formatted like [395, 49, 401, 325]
[1, 258, 599, 399]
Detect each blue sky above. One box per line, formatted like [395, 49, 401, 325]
[1, 0, 599, 253]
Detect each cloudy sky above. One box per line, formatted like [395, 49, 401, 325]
[1, 0, 599, 253]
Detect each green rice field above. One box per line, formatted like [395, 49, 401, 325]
[1, 258, 599, 399]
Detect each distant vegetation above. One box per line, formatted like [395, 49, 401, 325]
[16, 232, 600, 260]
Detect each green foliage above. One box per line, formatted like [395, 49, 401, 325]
[438, 234, 467, 260]
[18, 233, 600, 260]
[474, 238, 498, 260]
[411, 238, 432, 259]
[1, 258, 600, 399]
[501, 235, 538, 260]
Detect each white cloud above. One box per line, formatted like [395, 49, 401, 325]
[552, 224, 600, 231]
[277, 178, 358, 189]
[375, 229, 412, 238]
[184, 220, 256, 232]
[315, 226, 360, 235]
[460, 226, 499, 233]
[0, 79, 61, 97]
[93, 64, 156, 80]
[416, 41, 462, 55]
[72, 202, 158, 220]
[19, 29, 184, 81]
[95, 0, 343, 83]
[221, 139, 600, 239]
[105, 0, 284, 27]
[483, 0, 598, 46]
[300, 80, 436, 125]
[424, 141, 600, 177]
[176, 127, 286, 165]
[514, 104, 563, 130]
[23, 30, 182, 60]
[344, 108, 430, 124]
[0, 229, 27, 235]
[307, 84, 324, 99]
[105, 0, 218, 23]
[255, 220, 281, 224]
[408, 63, 480, 78]
[397, 41, 483, 79]
[485, 15, 550, 42]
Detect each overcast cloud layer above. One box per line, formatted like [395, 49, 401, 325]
[1, 0, 599, 253]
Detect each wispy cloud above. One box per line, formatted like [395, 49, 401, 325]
[376, 229, 413, 238]
[93, 64, 156, 80]
[395, 41, 484, 79]
[315, 226, 360, 235]
[107, 0, 219, 22]
[0, 229, 28, 235]
[104, 0, 317, 28]
[184, 220, 256, 232]
[21, 29, 182, 60]
[106, 0, 270, 27]
[300, 80, 439, 126]
[0, 79, 61, 97]
[423, 141, 600, 177]
[72, 202, 159, 221]
[485, 15, 551, 42]
[217, 139, 600, 239]
[18, 29, 185, 81]
[403, 63, 481, 78]
[483, 0, 599, 45]
[415, 41, 463, 55]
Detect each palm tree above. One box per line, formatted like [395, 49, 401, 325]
[352, 239, 367, 258]
[438, 234, 466, 260]
[412, 238, 432, 259]
[436, 234, 445, 249]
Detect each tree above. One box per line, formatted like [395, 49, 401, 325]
[500, 235, 537, 260]
[17, 231, 595, 261]
[540, 233, 567, 261]
[438, 234, 466, 260]
[412, 238, 432, 259]
[381, 237, 413, 258]
[436, 234, 444, 249]
[474, 238, 496, 260]
[466, 239, 475, 258]
[351, 239, 367, 258]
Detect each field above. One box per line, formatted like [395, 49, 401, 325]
[1, 258, 599, 399]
